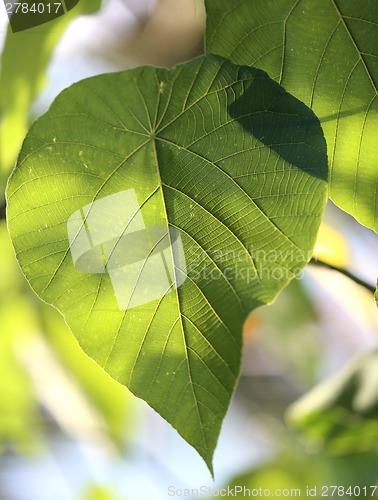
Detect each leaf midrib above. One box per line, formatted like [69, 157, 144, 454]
[151, 137, 212, 466]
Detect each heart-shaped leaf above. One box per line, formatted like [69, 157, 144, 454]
[6, 55, 327, 471]
[206, 0, 378, 232]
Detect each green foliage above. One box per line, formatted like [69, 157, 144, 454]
[205, 0, 378, 232]
[211, 446, 378, 498]
[6, 54, 328, 470]
[0, 0, 102, 187]
[287, 348, 378, 454]
[0, 223, 39, 452]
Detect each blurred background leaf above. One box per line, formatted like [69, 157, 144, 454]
[209, 444, 378, 499]
[0, 0, 102, 191]
[0, 223, 40, 453]
[287, 348, 378, 455]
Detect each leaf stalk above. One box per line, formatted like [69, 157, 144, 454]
[309, 258, 375, 294]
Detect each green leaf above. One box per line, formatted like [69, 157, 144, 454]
[205, 0, 378, 232]
[0, 0, 102, 186]
[6, 54, 327, 471]
[287, 348, 378, 454]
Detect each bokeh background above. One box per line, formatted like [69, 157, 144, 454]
[0, 1, 377, 499]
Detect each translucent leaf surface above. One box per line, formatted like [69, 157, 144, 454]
[206, 0, 378, 232]
[6, 54, 327, 471]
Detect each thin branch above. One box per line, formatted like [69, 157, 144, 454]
[309, 258, 375, 294]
